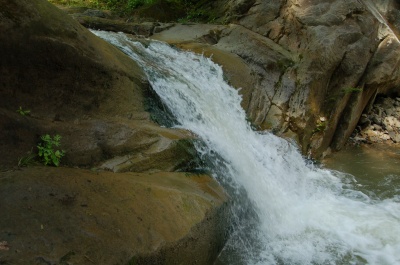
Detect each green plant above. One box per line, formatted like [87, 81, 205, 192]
[16, 106, 30, 116]
[18, 149, 37, 167]
[313, 121, 326, 133]
[342, 87, 363, 94]
[127, 0, 154, 9]
[37, 134, 65, 166]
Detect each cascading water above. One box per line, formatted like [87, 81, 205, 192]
[93, 30, 400, 265]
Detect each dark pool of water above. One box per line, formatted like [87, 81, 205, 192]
[323, 143, 400, 200]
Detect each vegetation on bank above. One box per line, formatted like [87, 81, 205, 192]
[48, 0, 184, 13]
[48, 0, 220, 22]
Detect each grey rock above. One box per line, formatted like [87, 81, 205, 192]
[53, 0, 400, 157]
[83, 9, 107, 18]
[371, 114, 382, 125]
[373, 124, 382, 131]
[392, 133, 400, 143]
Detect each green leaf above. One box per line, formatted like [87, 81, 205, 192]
[37, 134, 65, 166]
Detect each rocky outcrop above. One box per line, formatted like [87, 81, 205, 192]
[150, 0, 400, 157]
[0, 0, 228, 263]
[353, 96, 400, 144]
[55, 2, 400, 158]
[1, 111, 195, 171]
[0, 0, 193, 170]
[0, 167, 227, 264]
[71, 14, 175, 37]
[226, 0, 400, 156]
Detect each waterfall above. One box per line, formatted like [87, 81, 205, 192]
[93, 30, 400, 265]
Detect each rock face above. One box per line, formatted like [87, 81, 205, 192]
[0, 167, 227, 264]
[0, 0, 228, 263]
[150, 0, 400, 157]
[0, 0, 193, 170]
[353, 96, 400, 144]
[55, 0, 400, 158]
[224, 0, 400, 156]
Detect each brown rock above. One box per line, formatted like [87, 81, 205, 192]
[72, 14, 159, 37]
[0, 167, 228, 264]
[151, 0, 400, 157]
[0, 0, 193, 170]
[0, 2, 228, 262]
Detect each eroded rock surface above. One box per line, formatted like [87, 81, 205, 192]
[0, 0, 193, 170]
[56, 1, 400, 158]
[0, 0, 228, 263]
[226, 0, 400, 156]
[353, 96, 400, 144]
[0, 167, 227, 264]
[58, 0, 400, 157]
[150, 0, 400, 157]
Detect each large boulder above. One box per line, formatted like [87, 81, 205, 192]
[225, 0, 400, 156]
[0, 0, 193, 169]
[0, 167, 228, 264]
[0, 0, 228, 263]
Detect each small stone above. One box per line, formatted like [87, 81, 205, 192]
[371, 114, 382, 125]
[359, 114, 370, 125]
[392, 133, 400, 143]
[375, 106, 383, 116]
[384, 116, 400, 128]
[352, 136, 367, 142]
[385, 109, 394, 116]
[386, 125, 394, 132]
[382, 98, 395, 109]
[394, 109, 400, 118]
[394, 119, 400, 128]
[366, 130, 378, 137]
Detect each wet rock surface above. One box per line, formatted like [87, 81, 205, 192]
[149, 0, 400, 157]
[2, 0, 400, 262]
[56, 1, 400, 158]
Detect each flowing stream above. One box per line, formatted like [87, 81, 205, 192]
[93, 30, 400, 265]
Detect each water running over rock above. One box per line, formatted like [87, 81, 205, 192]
[94, 30, 400, 265]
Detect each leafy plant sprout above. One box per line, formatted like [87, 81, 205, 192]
[37, 134, 65, 166]
[16, 106, 30, 116]
[342, 87, 363, 94]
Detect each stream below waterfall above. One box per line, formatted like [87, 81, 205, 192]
[93, 30, 400, 265]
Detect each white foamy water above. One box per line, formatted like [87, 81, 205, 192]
[93, 30, 400, 265]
